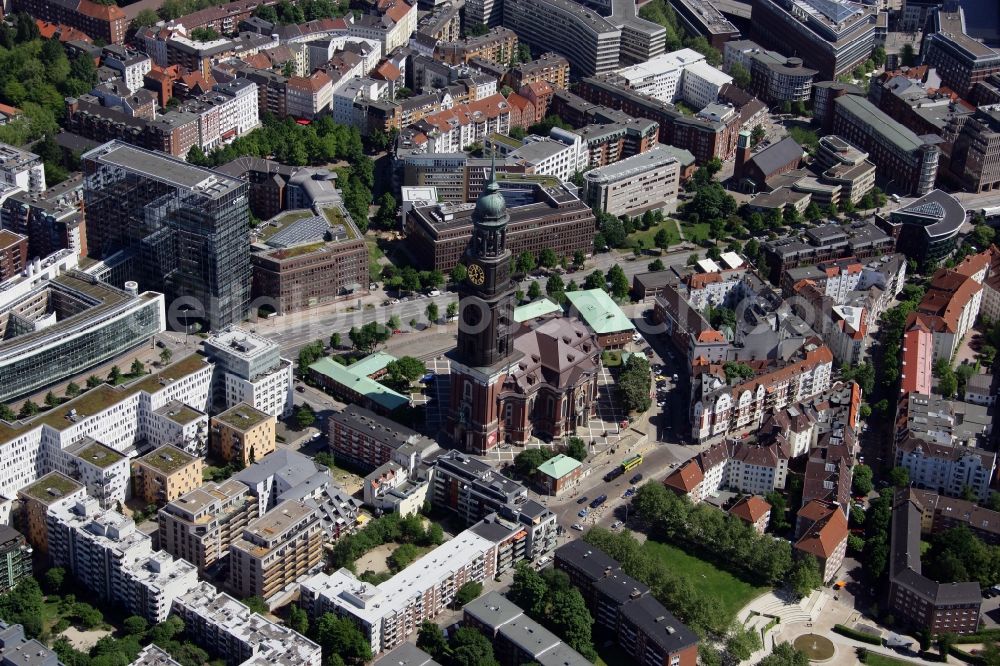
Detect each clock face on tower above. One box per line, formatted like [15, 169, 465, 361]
[467, 263, 485, 286]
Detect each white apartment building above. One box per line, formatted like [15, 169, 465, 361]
[102, 45, 153, 93]
[0, 354, 212, 525]
[692, 345, 834, 443]
[0, 143, 45, 205]
[301, 526, 504, 655]
[502, 0, 622, 76]
[232, 449, 332, 516]
[682, 60, 734, 109]
[47, 497, 199, 622]
[505, 128, 588, 183]
[172, 581, 322, 665]
[333, 77, 387, 127]
[307, 36, 383, 73]
[896, 437, 996, 502]
[148, 401, 209, 456]
[613, 48, 731, 108]
[347, 2, 417, 54]
[286, 71, 334, 120]
[181, 80, 260, 152]
[203, 328, 293, 418]
[582, 143, 680, 217]
[53, 439, 130, 510]
[413, 94, 511, 153]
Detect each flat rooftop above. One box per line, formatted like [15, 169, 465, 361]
[20, 472, 83, 504]
[565, 288, 635, 334]
[83, 141, 244, 198]
[70, 441, 124, 469]
[137, 445, 198, 474]
[155, 400, 203, 426]
[215, 402, 271, 430]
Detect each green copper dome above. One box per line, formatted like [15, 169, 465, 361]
[474, 183, 507, 223]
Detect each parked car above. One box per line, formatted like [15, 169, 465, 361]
[576, 496, 589, 504]
[629, 473, 643, 484]
[578, 509, 589, 518]
[590, 495, 608, 508]
[571, 523, 584, 531]
[419, 373, 435, 384]
[611, 521, 623, 529]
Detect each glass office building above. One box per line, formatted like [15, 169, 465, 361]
[82, 141, 251, 330]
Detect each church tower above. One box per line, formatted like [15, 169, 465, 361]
[448, 158, 520, 453]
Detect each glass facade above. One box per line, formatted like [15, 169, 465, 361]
[0, 295, 164, 402]
[83, 142, 251, 330]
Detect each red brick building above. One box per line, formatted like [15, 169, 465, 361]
[0, 230, 28, 282]
[15, 0, 125, 43]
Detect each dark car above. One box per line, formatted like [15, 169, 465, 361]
[589, 495, 608, 508]
[603, 468, 624, 483]
[576, 496, 589, 505]
[629, 473, 643, 484]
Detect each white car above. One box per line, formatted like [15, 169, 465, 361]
[611, 521, 623, 529]
[571, 523, 584, 531]
[631, 333, 642, 342]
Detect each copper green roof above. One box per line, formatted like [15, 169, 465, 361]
[537, 454, 582, 479]
[565, 289, 635, 335]
[308, 357, 410, 411]
[346, 351, 398, 377]
[513, 298, 562, 323]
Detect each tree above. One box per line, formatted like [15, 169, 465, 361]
[539, 248, 558, 268]
[509, 562, 548, 617]
[789, 555, 823, 598]
[452, 263, 467, 284]
[607, 265, 629, 299]
[618, 354, 652, 413]
[383, 357, 426, 386]
[130, 359, 145, 376]
[446, 301, 458, 319]
[454, 581, 483, 607]
[315, 613, 372, 665]
[44, 567, 66, 593]
[648, 258, 665, 272]
[528, 281, 542, 299]
[45, 391, 59, 408]
[426, 302, 439, 324]
[765, 492, 789, 532]
[758, 642, 810, 666]
[848, 534, 865, 553]
[852, 464, 874, 496]
[725, 622, 763, 661]
[901, 43, 915, 66]
[974, 224, 996, 248]
[730, 62, 752, 89]
[109, 365, 122, 384]
[573, 250, 585, 267]
[349, 322, 391, 353]
[133, 8, 160, 27]
[243, 596, 267, 614]
[449, 627, 499, 666]
[546, 274, 565, 301]
[751, 124, 767, 146]
[654, 226, 672, 250]
[123, 615, 148, 636]
[87, 375, 103, 388]
[417, 620, 449, 660]
[516, 251, 536, 274]
[598, 213, 627, 248]
[18, 400, 38, 419]
[159, 348, 173, 366]
[565, 436, 587, 462]
[584, 270, 605, 290]
[547, 587, 597, 660]
[514, 449, 555, 477]
[937, 633, 956, 661]
[0, 405, 12, 421]
[374, 191, 398, 229]
[888, 465, 910, 488]
[288, 604, 309, 635]
[388, 543, 421, 571]
[295, 404, 316, 429]
[328, 332, 341, 349]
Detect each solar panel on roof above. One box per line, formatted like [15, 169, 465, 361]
[803, 0, 858, 22]
[266, 215, 329, 248]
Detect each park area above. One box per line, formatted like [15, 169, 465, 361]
[640, 539, 768, 624]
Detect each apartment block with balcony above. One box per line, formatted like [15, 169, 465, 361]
[0, 527, 31, 594]
[210, 403, 276, 467]
[17, 472, 86, 556]
[172, 581, 322, 665]
[132, 445, 205, 506]
[228, 500, 323, 601]
[204, 327, 293, 418]
[158, 478, 259, 572]
[56, 439, 130, 510]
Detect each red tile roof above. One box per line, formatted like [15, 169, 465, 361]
[729, 495, 771, 524]
[795, 500, 848, 559]
[384, 1, 412, 23]
[663, 460, 702, 494]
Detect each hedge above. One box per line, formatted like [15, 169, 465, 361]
[950, 645, 986, 665]
[833, 624, 883, 645]
[955, 629, 1000, 645]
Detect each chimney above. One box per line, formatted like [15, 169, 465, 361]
[734, 130, 751, 180]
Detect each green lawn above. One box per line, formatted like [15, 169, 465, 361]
[641, 539, 768, 624]
[681, 221, 711, 243]
[862, 653, 914, 666]
[628, 219, 682, 249]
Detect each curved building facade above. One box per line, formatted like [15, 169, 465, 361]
[0, 271, 165, 401]
[503, 0, 621, 76]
